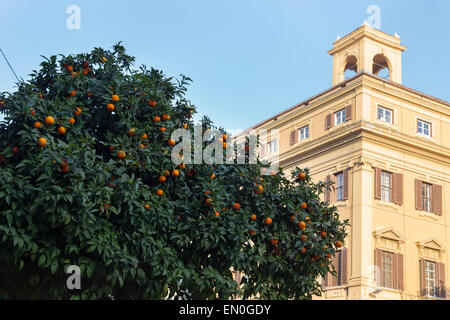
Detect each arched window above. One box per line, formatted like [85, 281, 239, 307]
[373, 54, 391, 79]
[344, 55, 358, 80]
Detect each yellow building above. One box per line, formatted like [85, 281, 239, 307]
[240, 24, 449, 300]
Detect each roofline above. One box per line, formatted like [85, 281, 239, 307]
[236, 72, 450, 137]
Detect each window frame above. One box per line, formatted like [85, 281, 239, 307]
[422, 182, 432, 213]
[417, 119, 431, 137]
[334, 109, 346, 126]
[335, 172, 344, 201]
[267, 139, 278, 155]
[298, 125, 309, 141]
[381, 171, 392, 202]
[377, 106, 393, 124]
[424, 260, 437, 297]
[381, 251, 394, 289]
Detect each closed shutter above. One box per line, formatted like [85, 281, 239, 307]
[436, 263, 446, 298]
[343, 169, 349, 200]
[415, 180, 423, 210]
[394, 173, 403, 205]
[374, 168, 382, 200]
[432, 184, 442, 216]
[289, 130, 296, 146]
[341, 248, 348, 285]
[260, 143, 266, 157]
[325, 114, 332, 130]
[331, 250, 340, 287]
[419, 259, 426, 296]
[395, 253, 404, 291]
[345, 105, 352, 121]
[325, 175, 331, 202]
[374, 249, 382, 286]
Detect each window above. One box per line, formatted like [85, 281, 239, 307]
[335, 109, 346, 125]
[378, 106, 392, 123]
[335, 172, 344, 201]
[382, 252, 394, 288]
[425, 261, 436, 297]
[417, 120, 431, 137]
[298, 126, 309, 141]
[267, 140, 277, 155]
[422, 183, 432, 213]
[381, 171, 392, 202]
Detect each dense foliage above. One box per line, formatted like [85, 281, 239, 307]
[0, 44, 348, 299]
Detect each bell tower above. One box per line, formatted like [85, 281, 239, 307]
[328, 23, 407, 86]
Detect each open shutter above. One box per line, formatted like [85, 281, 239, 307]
[325, 175, 331, 202]
[437, 263, 446, 298]
[374, 249, 382, 286]
[395, 253, 404, 291]
[341, 248, 348, 285]
[331, 251, 341, 287]
[325, 114, 332, 130]
[330, 174, 336, 203]
[345, 105, 352, 121]
[433, 184, 442, 216]
[419, 259, 426, 296]
[289, 130, 296, 146]
[415, 180, 423, 210]
[394, 173, 403, 205]
[374, 168, 382, 200]
[343, 169, 349, 200]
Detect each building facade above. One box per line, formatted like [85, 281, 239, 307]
[240, 25, 449, 300]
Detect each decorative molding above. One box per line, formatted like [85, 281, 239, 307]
[373, 226, 405, 243]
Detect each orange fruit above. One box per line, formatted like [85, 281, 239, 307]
[128, 128, 136, 136]
[223, 142, 227, 149]
[153, 116, 161, 122]
[326, 253, 332, 259]
[250, 213, 257, 221]
[74, 107, 82, 116]
[305, 217, 311, 224]
[249, 230, 256, 235]
[300, 202, 307, 209]
[300, 235, 307, 242]
[34, 121, 42, 129]
[82, 69, 89, 76]
[144, 204, 150, 210]
[38, 137, 47, 147]
[112, 94, 120, 102]
[117, 150, 126, 159]
[168, 139, 175, 146]
[87, 92, 93, 98]
[30, 108, 35, 115]
[70, 90, 76, 97]
[156, 189, 164, 196]
[148, 100, 157, 107]
[158, 176, 166, 183]
[222, 133, 227, 141]
[298, 221, 306, 230]
[61, 165, 69, 173]
[0, 100, 5, 107]
[109, 145, 115, 151]
[301, 248, 307, 253]
[160, 127, 166, 133]
[68, 118, 75, 125]
[233, 203, 241, 210]
[320, 231, 327, 237]
[215, 211, 220, 217]
[255, 184, 263, 193]
[298, 172, 306, 180]
[106, 104, 115, 112]
[290, 215, 295, 222]
[164, 170, 170, 176]
[335, 241, 343, 248]
[183, 124, 188, 129]
[178, 163, 186, 170]
[205, 198, 213, 205]
[171, 169, 180, 177]
[264, 217, 273, 225]
[270, 239, 278, 245]
[12, 147, 19, 154]
[57, 126, 66, 135]
[204, 190, 211, 196]
[66, 65, 73, 72]
[45, 116, 55, 126]
[141, 133, 148, 140]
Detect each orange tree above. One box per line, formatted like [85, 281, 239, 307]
[0, 44, 348, 299]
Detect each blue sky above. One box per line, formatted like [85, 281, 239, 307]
[1, 0, 449, 132]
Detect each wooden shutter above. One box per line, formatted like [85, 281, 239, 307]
[341, 248, 348, 285]
[325, 175, 331, 202]
[432, 184, 442, 216]
[415, 180, 423, 210]
[330, 174, 336, 203]
[374, 249, 383, 286]
[395, 253, 404, 291]
[260, 143, 266, 157]
[419, 259, 426, 296]
[374, 168, 382, 200]
[325, 114, 332, 130]
[331, 250, 340, 287]
[343, 169, 349, 200]
[345, 105, 352, 121]
[289, 130, 296, 146]
[436, 263, 446, 298]
[394, 173, 403, 205]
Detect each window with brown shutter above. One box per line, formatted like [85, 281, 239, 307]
[375, 249, 403, 290]
[374, 249, 383, 286]
[289, 130, 296, 146]
[419, 259, 426, 296]
[374, 168, 382, 200]
[345, 105, 352, 121]
[325, 114, 332, 130]
[341, 248, 348, 285]
[343, 169, 349, 200]
[323, 248, 347, 287]
[415, 179, 423, 210]
[436, 263, 446, 298]
[433, 184, 442, 216]
[395, 253, 404, 291]
[393, 173, 403, 205]
[325, 175, 331, 203]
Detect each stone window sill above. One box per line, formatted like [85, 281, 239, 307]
[376, 200, 399, 210]
[417, 210, 440, 221]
